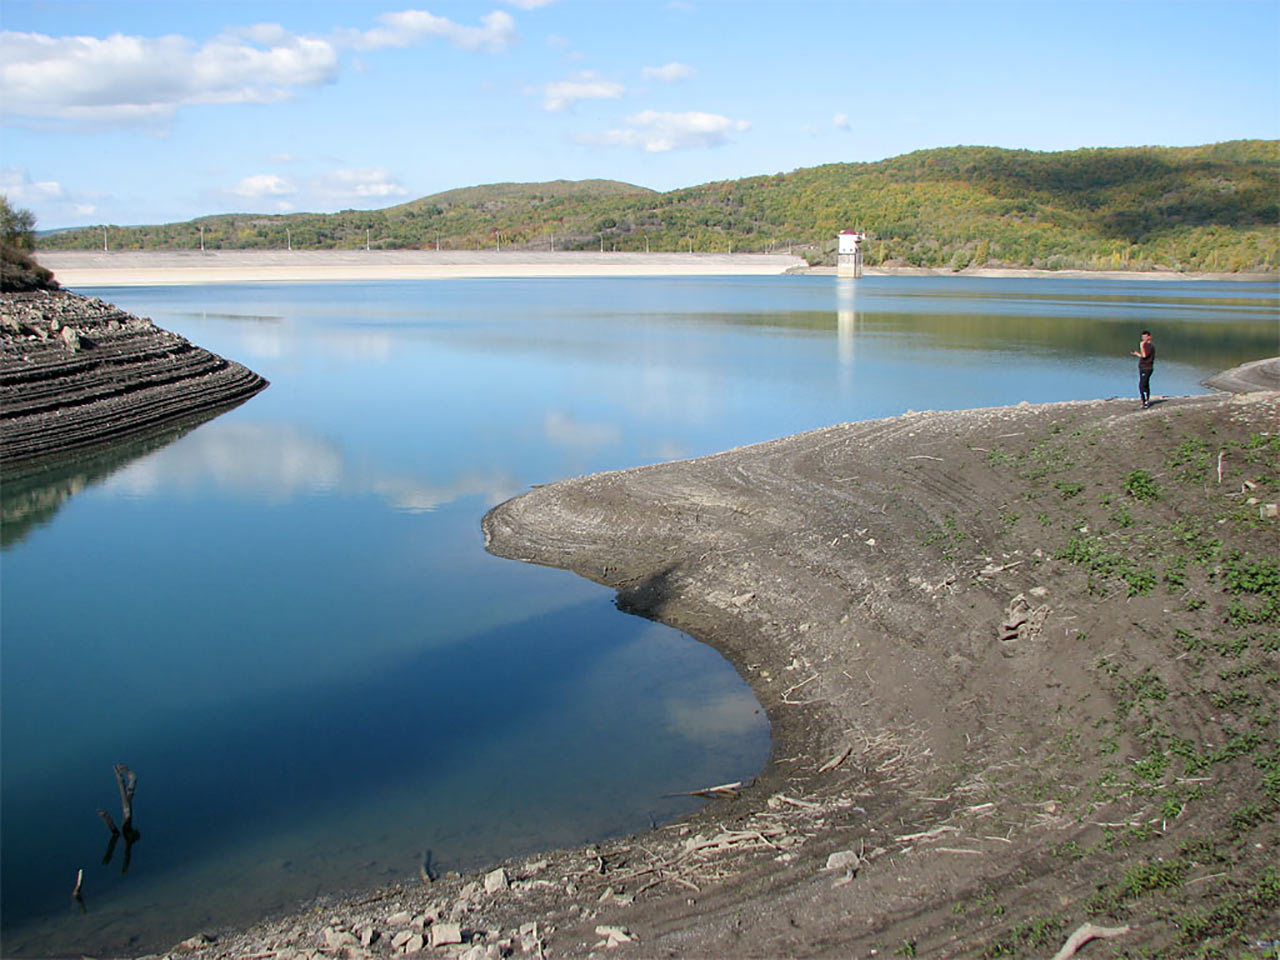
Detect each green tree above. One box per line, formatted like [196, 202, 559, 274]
[1, 195, 58, 291]
[1, 195, 38, 251]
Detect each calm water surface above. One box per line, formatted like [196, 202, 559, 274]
[2, 275, 1275, 956]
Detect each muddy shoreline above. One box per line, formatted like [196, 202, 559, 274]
[122, 360, 1280, 960]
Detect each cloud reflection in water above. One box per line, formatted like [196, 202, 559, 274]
[101, 420, 520, 512]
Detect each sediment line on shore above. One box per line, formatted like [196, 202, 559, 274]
[1, 290, 268, 470]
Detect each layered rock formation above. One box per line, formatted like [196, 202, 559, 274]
[0, 290, 267, 470]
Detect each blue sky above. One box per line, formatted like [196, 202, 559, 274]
[3, 0, 1277, 229]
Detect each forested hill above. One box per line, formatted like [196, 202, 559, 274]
[40, 141, 1278, 272]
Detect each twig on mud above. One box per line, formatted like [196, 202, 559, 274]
[680, 827, 786, 859]
[907, 455, 944, 461]
[668, 781, 745, 799]
[817, 745, 853, 773]
[636, 875, 701, 895]
[934, 847, 983, 856]
[782, 673, 820, 699]
[876, 752, 906, 772]
[1049, 922, 1131, 960]
[895, 825, 961, 843]
[1187, 872, 1229, 885]
[978, 560, 1023, 577]
[769, 794, 823, 811]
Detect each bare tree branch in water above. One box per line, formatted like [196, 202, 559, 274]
[97, 763, 141, 874]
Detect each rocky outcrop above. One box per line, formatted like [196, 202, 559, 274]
[0, 290, 267, 469]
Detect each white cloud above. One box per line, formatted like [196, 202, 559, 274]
[0, 28, 340, 127]
[577, 110, 746, 152]
[341, 10, 516, 53]
[1, 166, 63, 202]
[834, 112, 850, 130]
[503, 0, 556, 8]
[535, 71, 624, 112]
[546, 33, 584, 61]
[311, 167, 408, 200]
[102, 420, 519, 512]
[1, 165, 99, 219]
[543, 411, 621, 449]
[641, 61, 694, 83]
[665, 689, 762, 746]
[0, 10, 518, 130]
[229, 173, 296, 198]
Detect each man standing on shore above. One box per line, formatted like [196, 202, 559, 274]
[1132, 330, 1156, 407]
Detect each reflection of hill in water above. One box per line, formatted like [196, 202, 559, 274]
[1, 407, 229, 548]
[701, 306, 1275, 372]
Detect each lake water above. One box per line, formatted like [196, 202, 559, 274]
[1, 274, 1275, 957]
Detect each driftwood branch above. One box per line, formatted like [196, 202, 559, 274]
[1050, 922, 1131, 960]
[419, 849, 437, 883]
[100, 763, 140, 874]
[673, 781, 744, 799]
[114, 763, 137, 831]
[817, 745, 853, 773]
[97, 809, 120, 837]
[72, 868, 86, 913]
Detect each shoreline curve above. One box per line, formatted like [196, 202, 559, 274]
[151, 369, 1277, 959]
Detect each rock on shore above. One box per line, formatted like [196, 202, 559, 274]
[0, 290, 267, 469]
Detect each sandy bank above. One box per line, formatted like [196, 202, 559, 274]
[35, 250, 806, 287]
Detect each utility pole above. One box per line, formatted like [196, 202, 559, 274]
[286, 227, 292, 251]
[102, 226, 108, 252]
[366, 228, 370, 251]
[199, 225, 205, 252]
